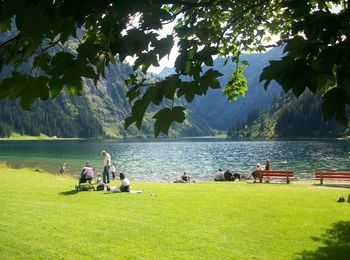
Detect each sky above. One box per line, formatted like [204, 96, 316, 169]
[137, 3, 344, 74]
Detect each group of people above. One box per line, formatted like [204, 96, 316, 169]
[252, 159, 271, 182]
[214, 168, 241, 181]
[63, 150, 130, 192]
[65, 154, 272, 187]
[214, 160, 271, 182]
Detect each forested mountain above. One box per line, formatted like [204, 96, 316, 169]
[158, 47, 283, 130]
[0, 45, 285, 138]
[0, 61, 215, 138]
[227, 91, 349, 139]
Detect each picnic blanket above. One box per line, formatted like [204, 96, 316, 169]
[110, 187, 143, 193]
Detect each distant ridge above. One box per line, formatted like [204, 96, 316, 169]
[154, 47, 283, 131]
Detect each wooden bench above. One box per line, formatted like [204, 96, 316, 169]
[315, 172, 350, 184]
[253, 170, 294, 184]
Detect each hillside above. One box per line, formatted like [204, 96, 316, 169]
[158, 47, 283, 131]
[0, 61, 215, 138]
[227, 91, 349, 139]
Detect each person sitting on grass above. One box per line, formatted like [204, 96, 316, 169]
[119, 173, 130, 192]
[214, 168, 225, 181]
[180, 172, 192, 182]
[79, 162, 94, 184]
[96, 173, 102, 184]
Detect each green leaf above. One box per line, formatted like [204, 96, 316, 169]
[125, 99, 151, 129]
[153, 106, 186, 136]
[79, 64, 97, 80]
[260, 56, 312, 96]
[177, 81, 197, 102]
[322, 88, 347, 125]
[162, 75, 181, 100]
[200, 69, 223, 91]
[224, 66, 248, 101]
[152, 35, 174, 60]
[77, 41, 100, 62]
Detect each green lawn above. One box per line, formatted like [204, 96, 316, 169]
[0, 168, 349, 259]
[0, 132, 81, 141]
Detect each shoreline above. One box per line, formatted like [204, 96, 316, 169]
[0, 133, 82, 141]
[1, 164, 345, 185]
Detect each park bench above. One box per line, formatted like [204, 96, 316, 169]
[253, 170, 294, 184]
[315, 172, 350, 185]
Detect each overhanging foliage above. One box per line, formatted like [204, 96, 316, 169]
[0, 0, 349, 136]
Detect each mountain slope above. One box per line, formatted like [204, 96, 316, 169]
[0, 61, 215, 138]
[158, 47, 283, 131]
[227, 91, 348, 139]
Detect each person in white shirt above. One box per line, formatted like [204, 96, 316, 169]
[214, 168, 225, 181]
[101, 150, 111, 183]
[119, 172, 130, 192]
[79, 162, 94, 184]
[110, 163, 116, 181]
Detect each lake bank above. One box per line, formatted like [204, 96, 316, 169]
[0, 139, 349, 181]
[1, 168, 349, 259]
[0, 132, 82, 141]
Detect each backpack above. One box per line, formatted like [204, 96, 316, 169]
[96, 183, 110, 191]
[75, 183, 95, 191]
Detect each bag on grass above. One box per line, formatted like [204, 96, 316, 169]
[96, 183, 110, 191]
[75, 183, 94, 191]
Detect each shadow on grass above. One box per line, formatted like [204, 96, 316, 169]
[313, 183, 350, 189]
[58, 190, 79, 196]
[297, 221, 350, 259]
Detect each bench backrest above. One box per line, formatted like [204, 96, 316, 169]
[315, 172, 350, 180]
[255, 170, 294, 178]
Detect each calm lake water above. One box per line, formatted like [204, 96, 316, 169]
[0, 139, 349, 181]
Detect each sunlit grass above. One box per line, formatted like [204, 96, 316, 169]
[0, 162, 8, 169]
[0, 168, 349, 259]
[0, 132, 81, 141]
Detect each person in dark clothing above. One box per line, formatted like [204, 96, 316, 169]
[224, 171, 241, 181]
[180, 172, 191, 182]
[119, 173, 130, 192]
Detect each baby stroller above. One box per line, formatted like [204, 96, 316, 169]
[76, 162, 95, 191]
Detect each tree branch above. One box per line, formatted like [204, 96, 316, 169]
[216, 0, 270, 48]
[0, 34, 22, 48]
[154, 0, 218, 8]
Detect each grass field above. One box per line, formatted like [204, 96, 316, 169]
[0, 133, 82, 141]
[0, 167, 349, 259]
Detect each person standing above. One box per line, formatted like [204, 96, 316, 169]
[252, 163, 263, 182]
[265, 160, 270, 182]
[110, 162, 116, 181]
[59, 163, 66, 174]
[102, 150, 111, 183]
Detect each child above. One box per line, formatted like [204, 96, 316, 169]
[110, 163, 116, 181]
[59, 163, 66, 174]
[96, 173, 102, 184]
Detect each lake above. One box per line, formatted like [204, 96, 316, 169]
[0, 139, 349, 181]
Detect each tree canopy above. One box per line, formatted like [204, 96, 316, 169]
[0, 0, 349, 136]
